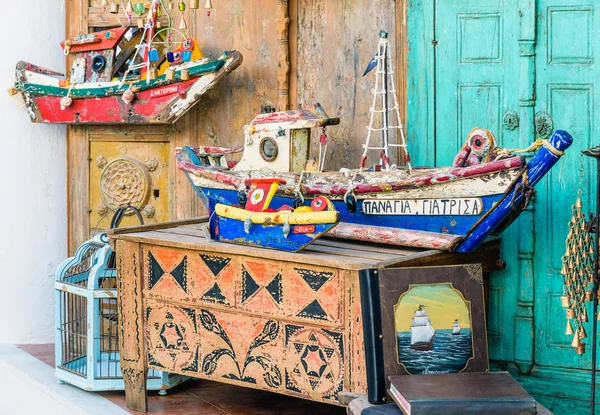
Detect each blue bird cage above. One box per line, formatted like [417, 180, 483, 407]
[55, 232, 187, 392]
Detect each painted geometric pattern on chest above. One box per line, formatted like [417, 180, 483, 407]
[146, 248, 189, 297]
[199, 309, 283, 391]
[239, 259, 284, 314]
[283, 265, 342, 326]
[197, 253, 235, 306]
[144, 247, 236, 306]
[284, 324, 344, 402]
[145, 300, 199, 373]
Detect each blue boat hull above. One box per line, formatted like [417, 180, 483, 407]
[211, 214, 337, 252]
[202, 187, 502, 237]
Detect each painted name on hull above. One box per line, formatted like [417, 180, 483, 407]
[294, 225, 315, 234]
[362, 198, 483, 216]
[150, 85, 179, 98]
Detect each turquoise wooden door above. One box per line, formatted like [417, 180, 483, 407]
[533, 0, 599, 370]
[433, 1, 520, 166]
[408, 0, 523, 364]
[407, 0, 599, 376]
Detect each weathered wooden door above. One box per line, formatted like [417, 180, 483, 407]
[533, 0, 599, 370]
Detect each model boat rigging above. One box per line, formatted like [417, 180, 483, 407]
[9, 0, 242, 124]
[176, 30, 573, 252]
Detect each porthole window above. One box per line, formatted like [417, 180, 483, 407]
[260, 137, 278, 162]
[91, 55, 107, 73]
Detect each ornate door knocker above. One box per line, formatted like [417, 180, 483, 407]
[503, 110, 520, 131]
[534, 111, 554, 138]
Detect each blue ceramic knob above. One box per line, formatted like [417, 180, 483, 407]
[148, 49, 159, 62]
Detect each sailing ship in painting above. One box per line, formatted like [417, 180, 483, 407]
[410, 306, 436, 351]
[177, 31, 573, 252]
[452, 319, 461, 336]
[396, 284, 473, 375]
[9, 0, 241, 124]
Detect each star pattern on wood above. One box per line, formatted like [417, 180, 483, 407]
[284, 325, 344, 399]
[301, 345, 328, 378]
[160, 322, 183, 350]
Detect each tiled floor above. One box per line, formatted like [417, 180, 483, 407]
[18, 344, 346, 415]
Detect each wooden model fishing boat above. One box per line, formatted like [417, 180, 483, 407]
[211, 178, 340, 252]
[176, 31, 573, 252]
[177, 108, 572, 252]
[9, 0, 241, 124]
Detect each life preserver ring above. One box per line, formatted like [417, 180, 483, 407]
[311, 196, 329, 212]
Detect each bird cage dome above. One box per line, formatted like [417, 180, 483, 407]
[55, 232, 187, 392]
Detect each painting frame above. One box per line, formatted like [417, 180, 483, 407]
[359, 264, 489, 403]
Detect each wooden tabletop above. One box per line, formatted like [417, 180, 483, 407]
[109, 217, 502, 272]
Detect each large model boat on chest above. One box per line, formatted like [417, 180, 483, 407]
[177, 31, 573, 253]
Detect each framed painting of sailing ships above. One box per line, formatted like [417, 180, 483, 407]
[359, 264, 489, 401]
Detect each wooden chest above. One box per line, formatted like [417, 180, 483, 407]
[110, 218, 499, 412]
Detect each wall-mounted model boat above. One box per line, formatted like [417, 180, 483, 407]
[9, 0, 241, 124]
[211, 178, 340, 252]
[177, 108, 572, 252]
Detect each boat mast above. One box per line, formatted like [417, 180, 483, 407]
[360, 30, 413, 174]
[119, 0, 162, 86]
[141, 0, 159, 79]
[381, 31, 390, 168]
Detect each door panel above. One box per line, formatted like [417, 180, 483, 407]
[89, 141, 170, 233]
[533, 0, 599, 369]
[434, 2, 520, 166]
[433, 0, 521, 362]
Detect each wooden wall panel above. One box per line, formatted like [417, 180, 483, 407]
[188, 1, 283, 214]
[191, 2, 281, 148]
[66, 0, 405, 251]
[296, 0, 397, 172]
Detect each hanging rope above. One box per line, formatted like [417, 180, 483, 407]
[496, 138, 565, 159]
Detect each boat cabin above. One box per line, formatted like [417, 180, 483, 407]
[60, 27, 128, 83]
[233, 109, 340, 173]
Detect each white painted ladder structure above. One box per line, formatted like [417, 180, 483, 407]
[360, 31, 412, 174]
[118, 0, 158, 87]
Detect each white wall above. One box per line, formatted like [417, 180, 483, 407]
[0, 0, 66, 343]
